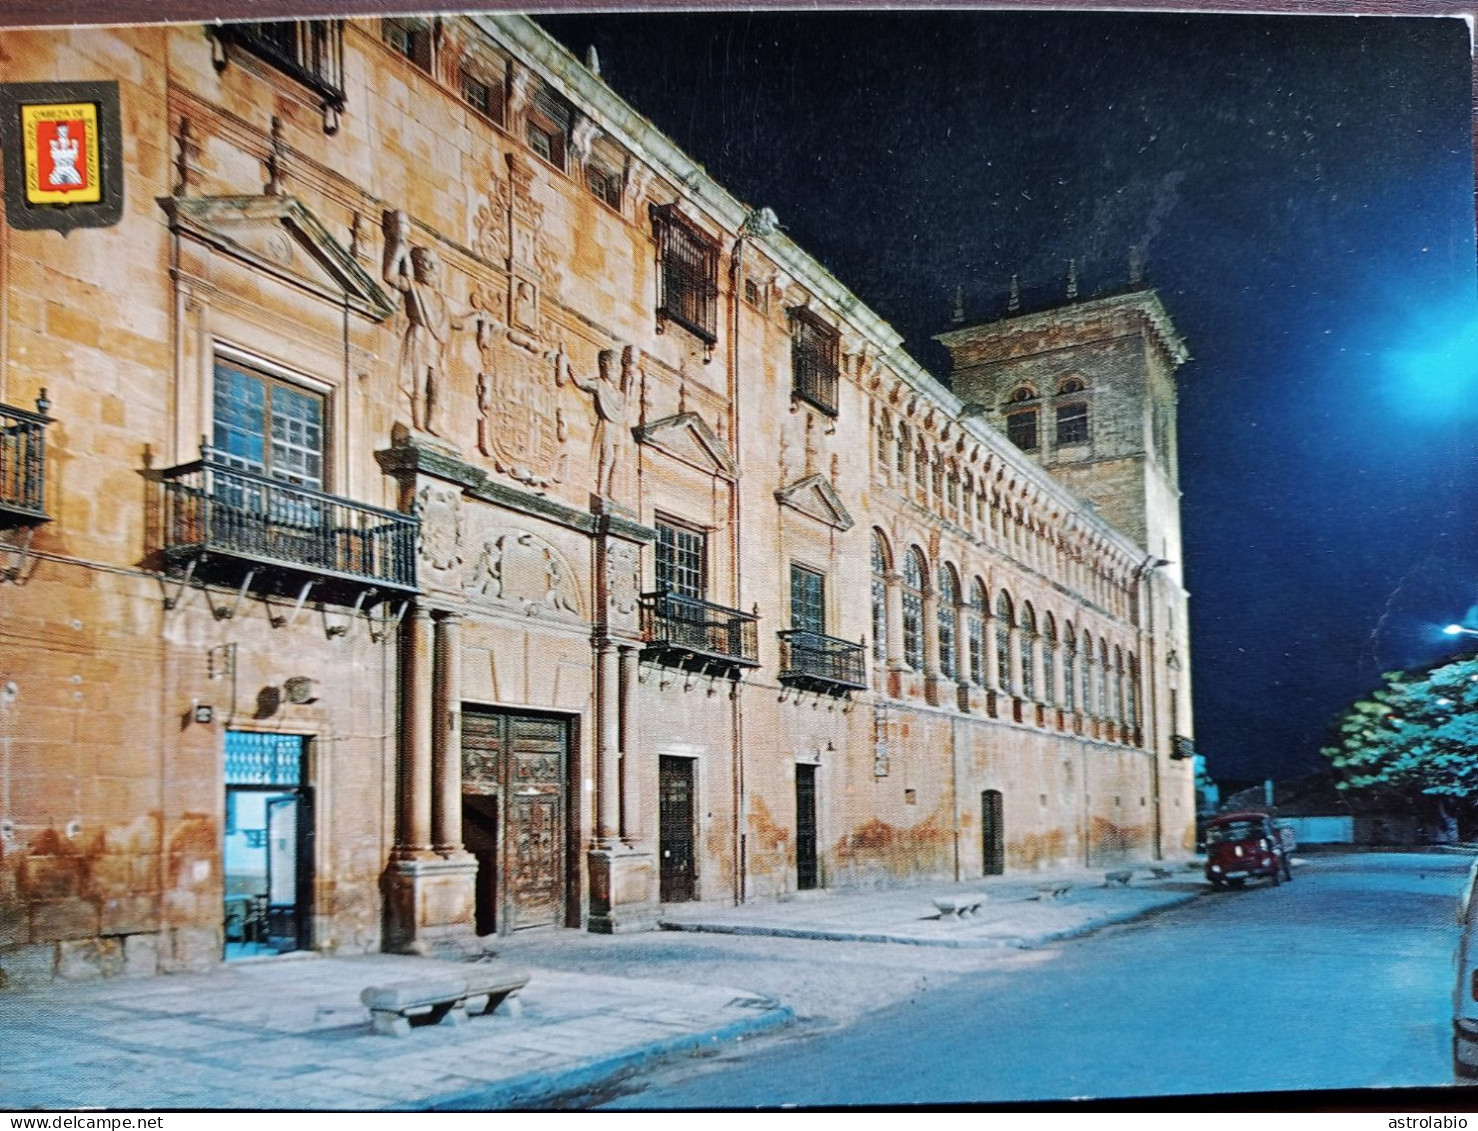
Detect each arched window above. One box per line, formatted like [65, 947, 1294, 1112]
[968, 578, 987, 687]
[876, 409, 892, 470]
[1126, 653, 1140, 731]
[1113, 645, 1125, 725]
[1043, 613, 1058, 707]
[896, 423, 910, 477]
[1099, 638, 1112, 721]
[1081, 630, 1094, 716]
[871, 530, 890, 664]
[995, 591, 1014, 694]
[903, 546, 926, 670]
[1020, 602, 1037, 701]
[914, 442, 929, 497]
[938, 564, 959, 680]
[1062, 622, 1077, 711]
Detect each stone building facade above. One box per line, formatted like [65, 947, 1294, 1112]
[0, 13, 1196, 983]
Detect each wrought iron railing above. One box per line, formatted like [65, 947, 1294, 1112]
[0, 393, 52, 525]
[161, 453, 417, 592]
[778, 628, 868, 693]
[213, 21, 346, 115]
[640, 589, 758, 669]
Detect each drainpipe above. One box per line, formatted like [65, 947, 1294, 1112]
[727, 206, 777, 906]
[1137, 554, 1169, 860]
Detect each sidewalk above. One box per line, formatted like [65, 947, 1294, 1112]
[1, 862, 1205, 1111]
[660, 861, 1206, 948]
[0, 952, 790, 1111]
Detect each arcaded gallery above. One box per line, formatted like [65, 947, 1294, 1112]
[0, 13, 1196, 983]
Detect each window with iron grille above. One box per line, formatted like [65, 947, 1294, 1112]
[871, 532, 889, 663]
[1020, 604, 1037, 701]
[1043, 615, 1058, 706]
[789, 307, 839, 416]
[1007, 409, 1038, 452]
[1063, 625, 1077, 710]
[968, 580, 987, 687]
[382, 18, 433, 73]
[586, 163, 622, 209]
[790, 564, 826, 635]
[1081, 632, 1095, 715]
[213, 359, 325, 490]
[655, 520, 706, 600]
[652, 205, 719, 346]
[1056, 401, 1089, 445]
[902, 547, 926, 670]
[937, 566, 958, 680]
[996, 592, 1014, 694]
[743, 277, 765, 309]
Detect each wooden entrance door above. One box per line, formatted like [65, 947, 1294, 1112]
[461, 709, 569, 932]
[982, 789, 1005, 875]
[658, 756, 696, 902]
[796, 764, 819, 890]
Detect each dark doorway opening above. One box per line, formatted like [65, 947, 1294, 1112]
[796, 763, 819, 891]
[463, 794, 499, 937]
[982, 788, 1005, 876]
[658, 756, 696, 902]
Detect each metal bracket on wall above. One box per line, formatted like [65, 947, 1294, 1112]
[161, 555, 200, 610]
[269, 578, 317, 629]
[213, 568, 256, 621]
[325, 586, 377, 638]
[0, 527, 37, 583]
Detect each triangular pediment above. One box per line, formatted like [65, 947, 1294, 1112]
[160, 195, 397, 320]
[634, 412, 736, 478]
[775, 473, 854, 532]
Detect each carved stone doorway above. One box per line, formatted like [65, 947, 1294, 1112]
[461, 708, 571, 933]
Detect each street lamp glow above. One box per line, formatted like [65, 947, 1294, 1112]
[1445, 624, 1478, 637]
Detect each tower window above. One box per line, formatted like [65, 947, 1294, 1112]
[382, 18, 432, 73]
[1007, 409, 1039, 452]
[1056, 402, 1088, 445]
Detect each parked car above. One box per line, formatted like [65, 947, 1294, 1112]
[1453, 858, 1478, 1078]
[1204, 811, 1292, 888]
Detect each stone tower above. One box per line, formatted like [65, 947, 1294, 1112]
[935, 285, 1190, 567]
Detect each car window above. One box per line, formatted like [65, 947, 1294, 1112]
[1461, 859, 1478, 926]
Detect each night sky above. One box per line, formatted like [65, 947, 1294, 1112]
[537, 11, 1478, 783]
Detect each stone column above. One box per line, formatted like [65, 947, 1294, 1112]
[922, 586, 941, 680]
[398, 605, 434, 855]
[594, 639, 620, 845]
[954, 598, 971, 687]
[618, 643, 637, 843]
[1006, 623, 1022, 699]
[984, 611, 1001, 691]
[431, 611, 463, 855]
[884, 571, 905, 670]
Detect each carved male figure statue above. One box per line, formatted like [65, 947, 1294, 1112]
[382, 209, 479, 437]
[568, 344, 636, 499]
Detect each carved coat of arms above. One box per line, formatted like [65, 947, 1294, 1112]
[478, 341, 567, 488]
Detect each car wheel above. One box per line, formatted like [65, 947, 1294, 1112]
[1208, 877, 1225, 889]
[1455, 1036, 1478, 1081]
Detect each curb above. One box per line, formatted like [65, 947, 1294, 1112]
[659, 887, 1207, 951]
[423, 999, 795, 1111]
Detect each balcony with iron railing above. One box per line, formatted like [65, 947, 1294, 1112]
[640, 589, 759, 677]
[160, 449, 417, 604]
[778, 628, 868, 696]
[0, 392, 52, 527]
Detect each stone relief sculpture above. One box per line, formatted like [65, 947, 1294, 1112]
[605, 540, 640, 619]
[567, 345, 636, 500]
[416, 483, 464, 577]
[462, 530, 581, 619]
[382, 208, 481, 437]
[474, 324, 568, 489]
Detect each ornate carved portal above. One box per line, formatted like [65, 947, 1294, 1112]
[460, 709, 569, 934]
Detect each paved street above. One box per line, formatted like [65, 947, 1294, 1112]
[558, 852, 1470, 1108]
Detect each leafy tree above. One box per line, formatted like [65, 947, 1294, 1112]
[1321, 654, 1478, 835]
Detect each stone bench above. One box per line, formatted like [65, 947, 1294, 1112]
[1035, 882, 1074, 900]
[361, 967, 531, 1037]
[1103, 869, 1134, 887]
[933, 895, 984, 918]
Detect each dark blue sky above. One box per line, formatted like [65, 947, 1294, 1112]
[539, 11, 1478, 782]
